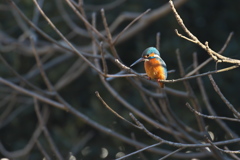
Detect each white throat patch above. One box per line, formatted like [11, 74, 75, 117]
[153, 54, 160, 58]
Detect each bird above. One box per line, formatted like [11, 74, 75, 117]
[130, 47, 167, 88]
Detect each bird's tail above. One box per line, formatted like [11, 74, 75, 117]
[158, 82, 164, 88]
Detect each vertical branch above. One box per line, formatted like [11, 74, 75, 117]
[176, 50, 206, 133]
[30, 38, 53, 92]
[100, 42, 108, 76]
[36, 140, 51, 160]
[100, 8, 120, 59]
[156, 32, 161, 51]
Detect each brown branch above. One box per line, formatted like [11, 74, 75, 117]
[34, 99, 64, 160]
[116, 142, 163, 160]
[159, 147, 185, 160]
[99, 42, 108, 76]
[31, 38, 53, 92]
[113, 9, 151, 45]
[208, 75, 240, 118]
[114, 58, 239, 86]
[36, 140, 51, 160]
[186, 103, 240, 123]
[129, 113, 240, 148]
[156, 32, 161, 51]
[55, 0, 89, 37]
[95, 91, 141, 129]
[206, 136, 240, 154]
[0, 54, 53, 95]
[224, 146, 240, 160]
[176, 50, 206, 132]
[218, 32, 234, 54]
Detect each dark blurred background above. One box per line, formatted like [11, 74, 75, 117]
[0, 0, 240, 159]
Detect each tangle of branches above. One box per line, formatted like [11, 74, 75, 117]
[0, 0, 240, 159]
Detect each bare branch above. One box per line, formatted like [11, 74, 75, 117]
[116, 142, 163, 160]
[95, 91, 141, 129]
[169, 0, 240, 65]
[206, 136, 240, 154]
[113, 9, 151, 45]
[218, 32, 234, 54]
[186, 103, 240, 122]
[34, 99, 64, 160]
[159, 147, 185, 160]
[208, 75, 240, 118]
[33, 0, 104, 75]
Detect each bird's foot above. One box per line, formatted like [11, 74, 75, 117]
[147, 76, 151, 80]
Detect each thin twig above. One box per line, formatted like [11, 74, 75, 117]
[129, 113, 240, 148]
[114, 58, 239, 84]
[65, 0, 106, 40]
[33, 0, 104, 75]
[0, 54, 53, 95]
[30, 37, 53, 92]
[156, 32, 161, 51]
[34, 99, 64, 160]
[56, 0, 89, 37]
[159, 147, 185, 160]
[100, 42, 108, 75]
[100, 8, 120, 60]
[170, 0, 240, 65]
[194, 53, 238, 138]
[224, 146, 240, 160]
[206, 136, 240, 154]
[113, 9, 151, 45]
[116, 142, 163, 160]
[208, 75, 240, 118]
[95, 91, 141, 129]
[36, 140, 52, 160]
[218, 32, 234, 54]
[186, 103, 240, 122]
[176, 50, 206, 132]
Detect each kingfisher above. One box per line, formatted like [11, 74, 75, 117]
[130, 47, 167, 88]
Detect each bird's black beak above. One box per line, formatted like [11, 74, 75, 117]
[130, 58, 145, 67]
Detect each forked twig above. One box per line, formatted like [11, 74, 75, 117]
[169, 0, 240, 66]
[206, 136, 240, 154]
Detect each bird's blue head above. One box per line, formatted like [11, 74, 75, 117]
[142, 47, 160, 58]
[130, 47, 161, 67]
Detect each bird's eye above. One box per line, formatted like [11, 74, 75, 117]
[146, 54, 149, 57]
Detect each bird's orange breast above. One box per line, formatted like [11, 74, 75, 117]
[144, 58, 166, 80]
